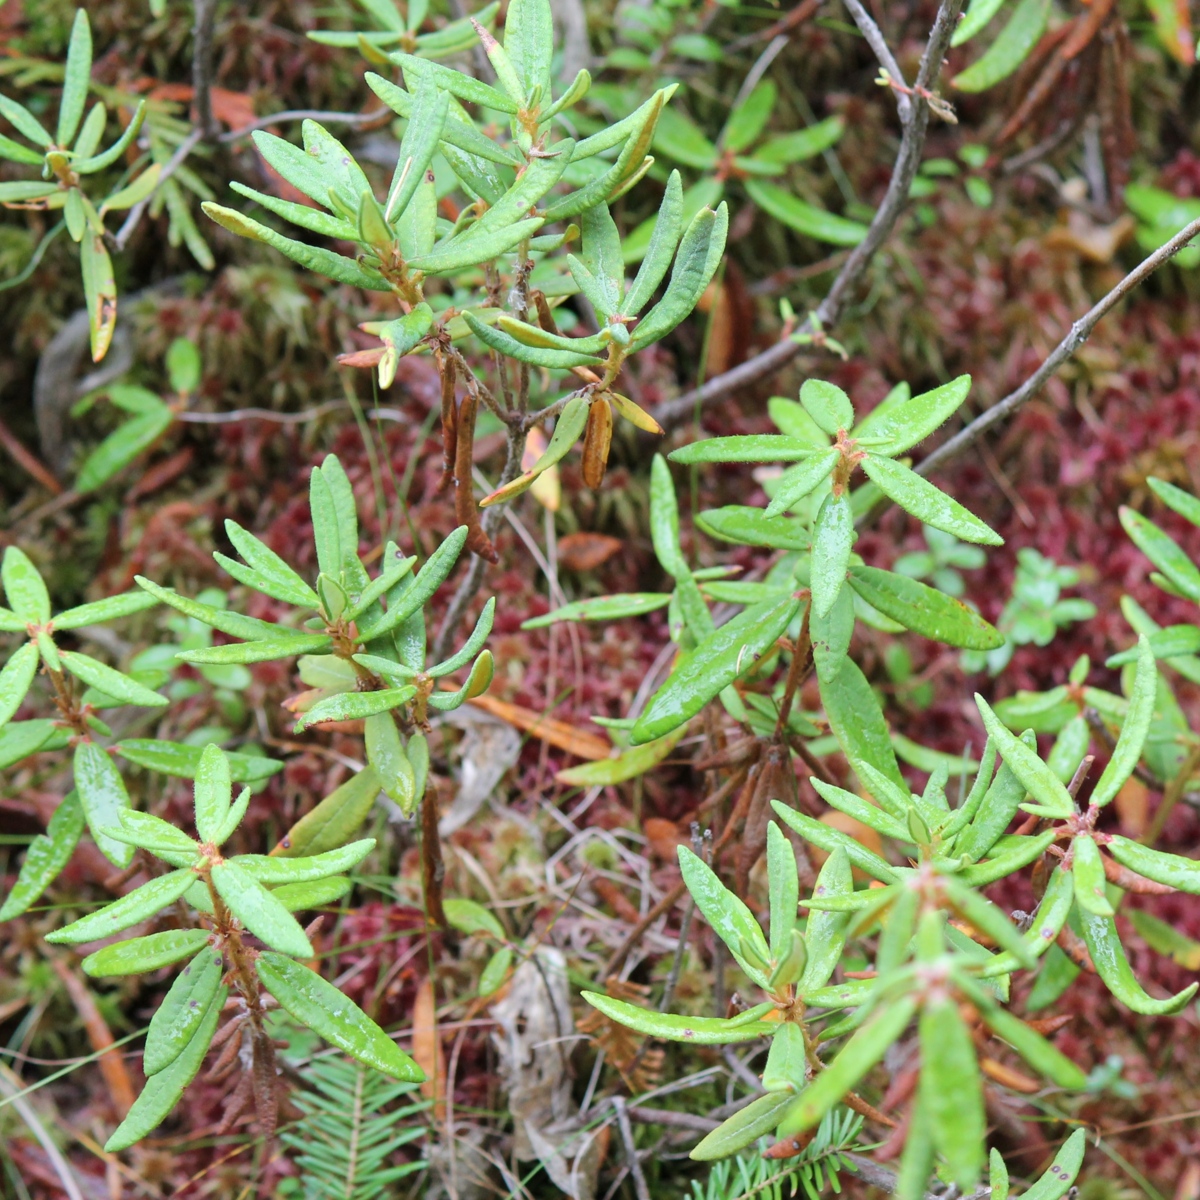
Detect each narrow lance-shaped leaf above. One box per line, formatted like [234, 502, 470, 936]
[953, 0, 1050, 92]
[920, 996, 985, 1189]
[81, 928, 211, 978]
[211, 862, 314, 957]
[580, 991, 776, 1043]
[143, 947, 225, 1076]
[690, 1093, 798, 1162]
[295, 685, 416, 731]
[631, 593, 801, 744]
[811, 491, 854, 619]
[0, 642, 38, 727]
[1090, 635, 1156, 807]
[976, 696, 1075, 819]
[60, 649, 167, 709]
[1019, 1130, 1088, 1200]
[743, 179, 869, 246]
[622, 170, 684, 317]
[0, 791, 84, 920]
[767, 821, 800, 962]
[219, 518, 320, 609]
[862, 454, 1003, 545]
[356, 526, 468, 641]
[521, 593, 670, 629]
[1105, 836, 1200, 894]
[479, 399, 591, 508]
[57, 10, 93, 148]
[677, 846, 772, 985]
[1079, 906, 1199, 1015]
[194, 744, 232, 843]
[74, 741, 134, 867]
[257, 951, 425, 1080]
[232, 838, 375, 885]
[819, 657, 908, 792]
[2, 546, 50, 622]
[799, 846, 853, 992]
[104, 809, 200, 867]
[463, 310, 601, 371]
[52, 590, 158, 630]
[80, 232, 117, 362]
[1071, 833, 1114, 917]
[858, 375, 971, 456]
[764, 448, 840, 517]
[46, 869, 195, 945]
[778, 996, 918, 1137]
[104, 981, 224, 1152]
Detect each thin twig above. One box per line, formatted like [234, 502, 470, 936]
[655, 0, 964, 429]
[612, 1096, 652, 1200]
[626, 1105, 719, 1133]
[840, 0, 912, 122]
[114, 127, 204, 250]
[192, 0, 219, 140]
[911, 215, 1200, 481]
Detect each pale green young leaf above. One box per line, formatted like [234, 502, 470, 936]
[73, 100, 147, 174]
[622, 170, 684, 317]
[114, 739, 282, 785]
[861, 375, 971, 456]
[976, 696, 1074, 818]
[502, 0, 553, 99]
[811, 491, 854, 618]
[257, 951, 425, 1080]
[764, 448, 840, 517]
[953, 0, 1050, 92]
[0, 93, 51, 147]
[355, 526, 467, 642]
[1071, 833, 1114, 917]
[920, 996, 984, 1188]
[46, 869, 195, 944]
[365, 711, 417, 814]
[58, 10, 93, 148]
[426, 648, 492, 710]
[53, 590, 158, 630]
[295, 686, 416, 731]
[800, 379, 853, 434]
[431, 596, 495, 676]
[556, 727, 684, 788]
[220, 519, 319, 608]
[210, 862, 313, 956]
[689, 1092, 797, 1161]
[1119, 507, 1200, 602]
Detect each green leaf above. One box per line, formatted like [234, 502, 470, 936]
[273, 766, 381, 857]
[231, 838, 375, 885]
[479, 947, 513, 996]
[1106, 625, 1200, 667]
[799, 846, 853, 992]
[578, 202, 624, 314]
[723, 80, 776, 153]
[480, 401, 593, 507]
[0, 642, 38, 727]
[953, 0, 1007, 45]
[744, 180, 869, 246]
[0, 719, 68, 767]
[211, 862, 313, 957]
[811, 492, 854, 618]
[385, 79, 448, 228]
[59, 649, 167, 709]
[689, 1091, 797, 1161]
[765, 449, 841, 518]
[1019, 1130, 1088, 1200]
[1079, 907, 1199, 1015]
[1121, 506, 1200, 602]
[630, 203, 728, 350]
[219, 519, 319, 608]
[622, 170, 684, 317]
[58, 10, 93, 148]
[463, 310, 600, 369]
[409, 216, 544, 276]
[105, 980, 223, 1152]
[953, 0, 1050, 91]
[862, 455, 1002, 545]
[0, 132, 44, 165]
[202, 202, 390, 291]
[270, 876, 353, 911]
[767, 821, 800, 962]
[193, 744, 232, 844]
[74, 101, 146, 174]
[444, 897, 505, 939]
[557, 731, 684, 791]
[1148, 476, 1200, 527]
[98, 163, 163, 215]
[819, 657, 908, 792]
[179, 635, 333, 666]
[81, 928, 210, 978]
[46, 868, 195, 944]
[103, 809, 200, 867]
[953, 732, 1035, 861]
[134, 576, 296, 642]
[942, 874, 1035, 968]
[431, 597, 495, 677]
[143, 945, 225, 1076]
[356, 526, 467, 641]
[671, 436, 821, 465]
[631, 594, 800, 743]
[847, 566, 1003, 650]
[762, 1019, 807, 1093]
[2, 546, 50, 623]
[956, 829, 1057, 887]
[73, 741, 134, 867]
[677, 846, 772, 986]
[365, 712, 417, 815]
[53, 590, 158, 630]
[777, 997, 918, 1137]
[375, 304, 435, 389]
[80, 231, 116, 362]
[965, 988, 1087, 1089]
[1091, 634, 1155, 810]
[698, 508, 810, 553]
[920, 996, 984, 1188]
[1070, 833, 1114, 918]
[1105, 837, 1200, 895]
[0, 93, 51, 148]
[580, 991, 775, 1043]
[800, 380, 853, 435]
[114, 739, 282, 785]
[295, 686, 416, 731]
[809, 779, 908, 841]
[257, 951, 425, 1080]
[521, 594, 670, 630]
[751, 116, 845, 166]
[427, 648, 492, 711]
[859, 375, 971, 456]
[0, 181, 58, 202]
[990, 1149, 1010, 1200]
[0, 791, 84, 920]
[301, 120, 372, 209]
[976, 696, 1075, 819]
[979, 864, 1074, 976]
[503, 0, 553, 102]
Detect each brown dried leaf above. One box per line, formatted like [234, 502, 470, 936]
[557, 532, 623, 572]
